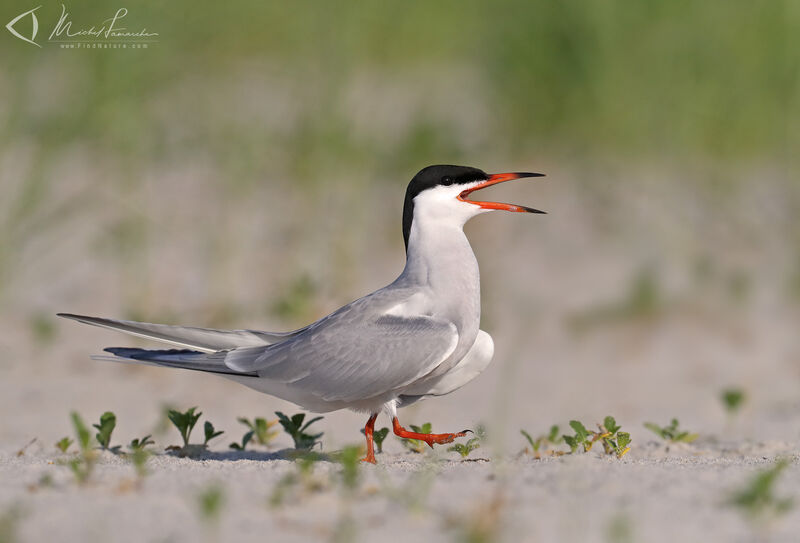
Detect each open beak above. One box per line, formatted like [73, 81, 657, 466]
[457, 172, 546, 213]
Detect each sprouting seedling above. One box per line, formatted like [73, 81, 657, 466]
[243, 417, 279, 446]
[230, 417, 279, 450]
[269, 453, 329, 507]
[400, 422, 432, 454]
[275, 411, 324, 450]
[67, 411, 97, 484]
[73, 412, 92, 451]
[129, 435, 155, 451]
[334, 445, 362, 494]
[55, 437, 73, 453]
[563, 420, 592, 453]
[721, 388, 746, 416]
[521, 425, 562, 457]
[93, 411, 118, 452]
[360, 427, 390, 454]
[229, 432, 252, 451]
[197, 484, 225, 524]
[728, 459, 794, 524]
[644, 418, 698, 443]
[448, 425, 485, 459]
[448, 437, 480, 458]
[598, 416, 631, 459]
[128, 446, 150, 479]
[167, 407, 202, 448]
[203, 421, 224, 446]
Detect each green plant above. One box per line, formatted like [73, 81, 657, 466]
[55, 437, 73, 453]
[93, 411, 118, 451]
[203, 421, 224, 446]
[269, 453, 328, 507]
[644, 418, 698, 443]
[721, 388, 746, 416]
[360, 426, 390, 454]
[67, 411, 97, 484]
[334, 445, 362, 493]
[229, 433, 252, 451]
[197, 484, 225, 523]
[400, 422, 432, 454]
[275, 412, 324, 450]
[448, 437, 480, 459]
[563, 420, 593, 453]
[521, 425, 561, 457]
[728, 459, 794, 523]
[167, 407, 202, 448]
[448, 425, 485, 458]
[598, 416, 631, 459]
[230, 417, 279, 450]
[129, 435, 155, 451]
[128, 447, 150, 479]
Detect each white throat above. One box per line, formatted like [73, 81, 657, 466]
[399, 185, 486, 344]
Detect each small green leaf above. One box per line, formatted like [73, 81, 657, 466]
[721, 388, 746, 414]
[129, 435, 154, 451]
[71, 411, 91, 452]
[56, 437, 73, 453]
[520, 430, 535, 449]
[203, 421, 224, 446]
[93, 411, 116, 450]
[728, 459, 794, 520]
[168, 407, 202, 447]
[276, 411, 324, 450]
[643, 422, 666, 439]
[373, 427, 389, 453]
[569, 420, 589, 443]
[604, 416, 620, 434]
[197, 485, 225, 522]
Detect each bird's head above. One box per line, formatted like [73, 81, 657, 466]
[402, 165, 545, 250]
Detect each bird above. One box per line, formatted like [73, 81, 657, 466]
[58, 165, 545, 463]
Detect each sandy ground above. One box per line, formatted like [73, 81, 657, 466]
[1, 171, 799, 542]
[2, 440, 800, 543]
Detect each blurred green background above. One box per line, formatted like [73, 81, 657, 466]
[1, 0, 797, 343]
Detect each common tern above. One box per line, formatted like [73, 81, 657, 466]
[59, 165, 545, 463]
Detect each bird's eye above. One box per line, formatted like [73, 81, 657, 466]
[441, 176, 453, 185]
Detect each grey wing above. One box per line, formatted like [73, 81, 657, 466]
[225, 313, 459, 402]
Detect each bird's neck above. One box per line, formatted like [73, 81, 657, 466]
[401, 219, 481, 325]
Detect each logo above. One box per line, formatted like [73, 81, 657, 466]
[6, 4, 158, 49]
[6, 5, 41, 47]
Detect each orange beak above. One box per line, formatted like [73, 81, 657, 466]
[457, 172, 546, 213]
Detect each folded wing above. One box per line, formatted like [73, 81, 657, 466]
[225, 311, 459, 403]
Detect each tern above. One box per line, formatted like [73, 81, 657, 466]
[59, 165, 545, 463]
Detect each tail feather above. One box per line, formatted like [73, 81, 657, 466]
[99, 347, 258, 376]
[57, 313, 303, 352]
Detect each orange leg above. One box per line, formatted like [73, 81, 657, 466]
[360, 413, 379, 464]
[392, 417, 468, 448]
